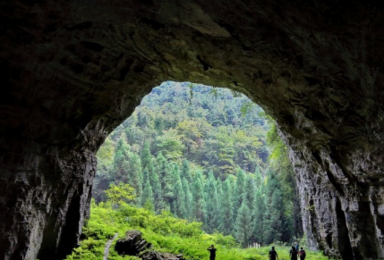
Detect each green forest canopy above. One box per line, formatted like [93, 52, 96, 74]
[94, 81, 302, 246]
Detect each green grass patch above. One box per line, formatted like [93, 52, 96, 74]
[65, 201, 329, 260]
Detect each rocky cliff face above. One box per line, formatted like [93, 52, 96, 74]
[1, 1, 384, 259]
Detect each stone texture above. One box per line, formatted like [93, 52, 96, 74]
[1, 0, 384, 259]
[114, 230, 185, 260]
[115, 230, 151, 256]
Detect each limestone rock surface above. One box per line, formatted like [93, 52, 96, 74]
[114, 230, 185, 260]
[115, 230, 151, 256]
[1, 1, 384, 259]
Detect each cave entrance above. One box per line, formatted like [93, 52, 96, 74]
[92, 81, 303, 247]
[2, 2, 384, 259]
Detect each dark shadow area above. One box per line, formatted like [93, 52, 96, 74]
[336, 199, 353, 260]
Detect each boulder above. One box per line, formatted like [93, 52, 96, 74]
[115, 230, 150, 256]
[114, 230, 184, 260]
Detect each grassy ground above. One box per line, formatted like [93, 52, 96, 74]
[65, 201, 330, 260]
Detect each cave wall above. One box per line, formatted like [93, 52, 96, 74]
[1, 0, 384, 259]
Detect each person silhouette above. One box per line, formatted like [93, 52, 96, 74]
[207, 244, 217, 260]
[294, 241, 299, 252]
[290, 246, 298, 260]
[299, 247, 306, 260]
[269, 246, 278, 260]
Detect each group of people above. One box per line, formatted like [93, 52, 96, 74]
[269, 241, 306, 260]
[207, 241, 306, 260]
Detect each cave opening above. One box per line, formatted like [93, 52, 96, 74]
[86, 80, 304, 258]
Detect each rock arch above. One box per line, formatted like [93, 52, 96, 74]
[1, 1, 384, 259]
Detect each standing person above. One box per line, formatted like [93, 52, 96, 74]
[289, 246, 298, 260]
[269, 246, 278, 260]
[294, 241, 299, 252]
[207, 244, 217, 260]
[299, 247, 306, 260]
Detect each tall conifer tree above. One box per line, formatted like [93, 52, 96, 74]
[148, 160, 165, 213]
[163, 163, 179, 206]
[182, 177, 194, 221]
[216, 178, 223, 231]
[254, 168, 264, 190]
[155, 152, 173, 210]
[219, 178, 234, 235]
[244, 174, 256, 212]
[204, 171, 218, 233]
[172, 176, 187, 219]
[233, 169, 246, 220]
[180, 159, 193, 183]
[140, 140, 152, 170]
[127, 152, 143, 203]
[253, 190, 266, 244]
[112, 137, 131, 183]
[141, 179, 154, 208]
[192, 170, 206, 224]
[263, 175, 284, 244]
[142, 167, 149, 184]
[235, 200, 252, 247]
[147, 160, 156, 187]
[155, 151, 168, 188]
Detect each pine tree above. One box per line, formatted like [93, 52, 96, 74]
[163, 163, 179, 206]
[244, 174, 256, 212]
[147, 160, 165, 213]
[111, 137, 143, 202]
[254, 167, 264, 190]
[281, 204, 294, 243]
[263, 175, 284, 244]
[155, 151, 169, 189]
[192, 170, 206, 224]
[180, 159, 193, 183]
[127, 152, 143, 203]
[147, 159, 156, 187]
[216, 178, 223, 231]
[142, 168, 149, 189]
[140, 140, 152, 170]
[182, 177, 194, 221]
[219, 177, 234, 235]
[216, 178, 223, 199]
[112, 137, 131, 183]
[253, 190, 266, 244]
[233, 169, 246, 220]
[172, 176, 187, 219]
[235, 200, 252, 247]
[141, 179, 154, 208]
[204, 171, 218, 233]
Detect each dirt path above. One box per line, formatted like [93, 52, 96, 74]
[103, 233, 118, 260]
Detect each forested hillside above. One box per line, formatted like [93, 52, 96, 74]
[94, 81, 302, 246]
